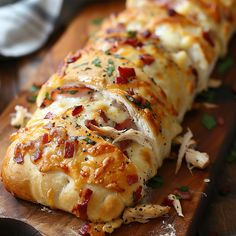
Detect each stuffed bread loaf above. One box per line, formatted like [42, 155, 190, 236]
[1, 0, 236, 234]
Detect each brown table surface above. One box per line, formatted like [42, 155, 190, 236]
[0, 3, 236, 236]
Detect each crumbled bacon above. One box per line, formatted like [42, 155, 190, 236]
[167, 8, 177, 17]
[116, 76, 129, 84]
[72, 188, 93, 220]
[133, 186, 142, 202]
[66, 51, 81, 64]
[127, 174, 138, 185]
[72, 105, 84, 116]
[85, 119, 98, 129]
[118, 66, 136, 79]
[40, 98, 52, 108]
[78, 223, 91, 236]
[202, 31, 215, 47]
[42, 133, 49, 144]
[31, 150, 42, 162]
[124, 38, 143, 48]
[14, 144, 24, 164]
[114, 118, 135, 130]
[98, 109, 108, 123]
[140, 54, 155, 65]
[64, 141, 75, 158]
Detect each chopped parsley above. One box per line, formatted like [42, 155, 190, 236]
[106, 59, 115, 76]
[201, 113, 217, 130]
[91, 17, 103, 25]
[217, 56, 234, 75]
[26, 95, 37, 104]
[147, 175, 164, 188]
[83, 137, 96, 145]
[45, 92, 51, 100]
[126, 95, 152, 110]
[92, 57, 102, 67]
[127, 30, 137, 38]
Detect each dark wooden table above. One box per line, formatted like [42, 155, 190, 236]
[0, 2, 236, 236]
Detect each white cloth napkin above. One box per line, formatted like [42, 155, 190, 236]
[0, 0, 88, 57]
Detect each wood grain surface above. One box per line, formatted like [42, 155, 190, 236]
[0, 1, 236, 235]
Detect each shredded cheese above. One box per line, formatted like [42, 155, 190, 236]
[10, 105, 32, 128]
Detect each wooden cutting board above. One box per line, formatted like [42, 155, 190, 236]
[0, 1, 236, 235]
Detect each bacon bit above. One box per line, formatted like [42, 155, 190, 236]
[116, 76, 129, 84]
[202, 31, 215, 47]
[72, 105, 84, 116]
[98, 109, 108, 123]
[167, 8, 177, 17]
[127, 88, 135, 95]
[140, 30, 151, 38]
[115, 118, 135, 131]
[32, 150, 42, 162]
[124, 38, 143, 48]
[224, 10, 234, 22]
[127, 174, 138, 185]
[217, 116, 225, 126]
[123, 150, 129, 158]
[14, 144, 24, 164]
[66, 51, 81, 64]
[64, 141, 75, 158]
[44, 112, 54, 119]
[173, 189, 192, 200]
[140, 54, 155, 65]
[78, 223, 91, 236]
[118, 66, 136, 79]
[133, 186, 142, 203]
[85, 119, 98, 129]
[40, 98, 52, 108]
[162, 197, 173, 207]
[72, 188, 93, 220]
[42, 133, 49, 144]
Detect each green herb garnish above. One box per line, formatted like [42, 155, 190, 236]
[91, 17, 103, 25]
[83, 137, 96, 145]
[92, 57, 102, 67]
[147, 175, 164, 188]
[45, 92, 50, 99]
[180, 186, 189, 192]
[127, 30, 137, 38]
[106, 59, 115, 76]
[217, 56, 234, 75]
[201, 113, 217, 130]
[126, 95, 152, 110]
[26, 95, 37, 104]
